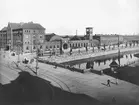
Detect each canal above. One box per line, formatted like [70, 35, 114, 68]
[67, 53, 139, 71]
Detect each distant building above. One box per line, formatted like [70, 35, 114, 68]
[93, 34, 124, 46]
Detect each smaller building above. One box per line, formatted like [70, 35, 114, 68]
[109, 60, 119, 71]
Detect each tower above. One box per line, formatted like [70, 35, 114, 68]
[86, 27, 93, 40]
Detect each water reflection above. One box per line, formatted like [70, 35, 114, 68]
[72, 53, 139, 71]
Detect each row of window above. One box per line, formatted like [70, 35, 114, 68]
[26, 45, 43, 50]
[45, 45, 60, 49]
[25, 45, 60, 51]
[24, 30, 44, 34]
[24, 40, 43, 44]
[25, 35, 43, 39]
[69, 43, 91, 48]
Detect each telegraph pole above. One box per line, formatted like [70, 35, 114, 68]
[16, 40, 22, 67]
[118, 35, 120, 67]
[35, 34, 40, 75]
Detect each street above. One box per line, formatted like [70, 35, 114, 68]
[1, 48, 139, 105]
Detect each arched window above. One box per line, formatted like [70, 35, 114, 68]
[76, 43, 78, 47]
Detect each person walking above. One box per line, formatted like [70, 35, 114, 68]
[112, 96, 116, 104]
[116, 78, 118, 85]
[107, 79, 111, 87]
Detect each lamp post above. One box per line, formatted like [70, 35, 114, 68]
[117, 35, 120, 67]
[16, 40, 22, 67]
[34, 35, 41, 75]
[8, 40, 11, 51]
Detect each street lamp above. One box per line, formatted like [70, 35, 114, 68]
[16, 40, 22, 67]
[8, 40, 11, 51]
[34, 35, 41, 75]
[117, 35, 120, 67]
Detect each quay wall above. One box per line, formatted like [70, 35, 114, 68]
[61, 47, 139, 65]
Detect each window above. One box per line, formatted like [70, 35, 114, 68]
[53, 45, 55, 48]
[50, 46, 52, 49]
[46, 46, 48, 49]
[57, 45, 59, 48]
[76, 43, 78, 47]
[81, 43, 83, 47]
[33, 46, 36, 49]
[78, 43, 80, 47]
[40, 35, 42, 38]
[26, 46, 29, 50]
[40, 45, 42, 49]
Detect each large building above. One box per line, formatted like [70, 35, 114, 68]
[0, 22, 45, 53]
[93, 34, 124, 46]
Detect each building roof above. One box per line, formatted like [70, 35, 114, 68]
[1, 27, 7, 31]
[70, 35, 86, 40]
[44, 33, 56, 41]
[0, 22, 45, 31]
[109, 60, 119, 67]
[8, 23, 22, 29]
[21, 22, 45, 29]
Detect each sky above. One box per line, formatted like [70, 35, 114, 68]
[0, 0, 139, 35]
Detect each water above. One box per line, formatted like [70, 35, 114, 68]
[69, 53, 139, 71]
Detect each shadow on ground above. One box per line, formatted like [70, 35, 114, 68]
[103, 65, 139, 86]
[0, 71, 104, 105]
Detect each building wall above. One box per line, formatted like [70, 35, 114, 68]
[7, 23, 13, 49]
[12, 29, 23, 53]
[100, 35, 124, 45]
[0, 31, 7, 49]
[69, 40, 89, 48]
[22, 29, 45, 53]
[93, 35, 124, 46]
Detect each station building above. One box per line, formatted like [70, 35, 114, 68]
[1, 22, 139, 56]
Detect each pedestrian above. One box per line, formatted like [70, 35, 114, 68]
[116, 78, 118, 85]
[107, 79, 111, 87]
[112, 96, 116, 103]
